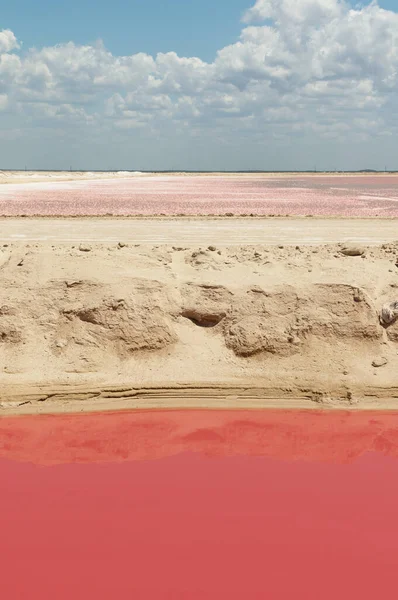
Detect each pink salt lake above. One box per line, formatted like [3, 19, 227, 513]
[1, 409, 398, 599]
[1, 174, 398, 216]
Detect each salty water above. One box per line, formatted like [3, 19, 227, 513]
[1, 409, 398, 599]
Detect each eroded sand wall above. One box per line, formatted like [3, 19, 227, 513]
[1, 240, 398, 412]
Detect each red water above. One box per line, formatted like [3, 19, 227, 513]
[1, 409, 398, 599]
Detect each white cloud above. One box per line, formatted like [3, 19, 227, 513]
[243, 0, 344, 24]
[0, 29, 19, 53]
[1, 1, 398, 169]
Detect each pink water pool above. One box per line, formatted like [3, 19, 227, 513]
[1, 174, 398, 216]
[1, 409, 398, 599]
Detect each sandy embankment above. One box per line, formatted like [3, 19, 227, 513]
[1, 238, 398, 414]
[0, 170, 296, 185]
[2, 171, 397, 185]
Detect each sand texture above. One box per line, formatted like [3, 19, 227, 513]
[2, 238, 398, 413]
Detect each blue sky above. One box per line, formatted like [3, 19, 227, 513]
[3, 0, 396, 61]
[3, 0, 251, 62]
[1, 0, 398, 170]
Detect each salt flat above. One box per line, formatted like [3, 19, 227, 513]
[1, 173, 398, 216]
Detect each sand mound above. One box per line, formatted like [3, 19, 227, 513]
[179, 282, 380, 357]
[61, 289, 177, 356]
[225, 316, 294, 357]
[62, 300, 175, 354]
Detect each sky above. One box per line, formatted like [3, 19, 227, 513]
[1, 0, 398, 170]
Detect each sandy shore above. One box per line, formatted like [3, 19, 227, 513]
[1, 231, 398, 414]
[2, 170, 397, 182]
[0, 170, 153, 185]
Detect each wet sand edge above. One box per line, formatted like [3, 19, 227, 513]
[2, 383, 398, 416]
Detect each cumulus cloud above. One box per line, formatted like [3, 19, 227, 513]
[1, 0, 398, 169]
[243, 0, 344, 24]
[0, 29, 19, 53]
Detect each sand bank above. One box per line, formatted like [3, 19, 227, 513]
[1, 237, 398, 414]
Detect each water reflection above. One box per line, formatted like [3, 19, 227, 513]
[1, 409, 398, 465]
[1, 410, 398, 599]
